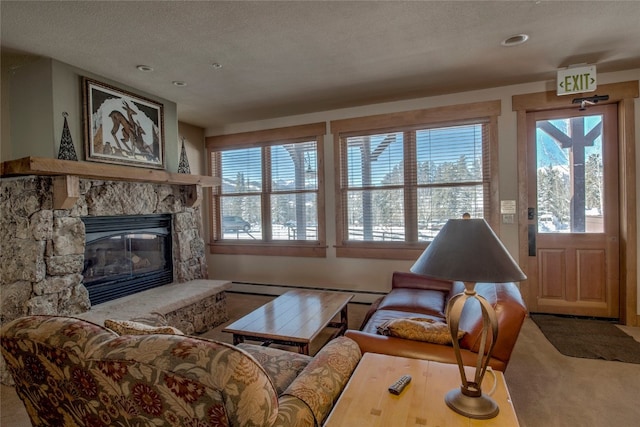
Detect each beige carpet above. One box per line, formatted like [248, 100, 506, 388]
[2, 292, 640, 427]
[506, 317, 640, 427]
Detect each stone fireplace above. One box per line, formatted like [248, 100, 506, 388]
[0, 175, 209, 324]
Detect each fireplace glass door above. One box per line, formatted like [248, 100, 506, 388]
[82, 215, 173, 305]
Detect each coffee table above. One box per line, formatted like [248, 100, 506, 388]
[324, 353, 520, 426]
[222, 289, 354, 355]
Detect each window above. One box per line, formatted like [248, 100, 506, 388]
[535, 113, 605, 233]
[206, 123, 326, 257]
[331, 101, 500, 259]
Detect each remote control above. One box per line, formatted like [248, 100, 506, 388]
[388, 374, 411, 395]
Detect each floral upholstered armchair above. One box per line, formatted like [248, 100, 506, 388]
[0, 315, 361, 427]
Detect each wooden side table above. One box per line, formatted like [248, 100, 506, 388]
[324, 353, 520, 427]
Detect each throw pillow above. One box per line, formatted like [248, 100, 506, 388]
[376, 317, 465, 345]
[104, 319, 184, 336]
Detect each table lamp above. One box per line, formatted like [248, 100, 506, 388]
[410, 217, 526, 419]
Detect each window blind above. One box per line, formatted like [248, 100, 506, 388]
[337, 116, 493, 249]
[206, 122, 325, 255]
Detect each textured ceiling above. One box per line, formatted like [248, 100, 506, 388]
[2, 1, 639, 129]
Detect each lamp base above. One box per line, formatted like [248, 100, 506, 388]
[445, 388, 499, 419]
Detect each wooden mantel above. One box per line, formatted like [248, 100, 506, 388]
[1, 157, 220, 208]
[1, 157, 219, 186]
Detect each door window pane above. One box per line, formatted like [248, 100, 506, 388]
[536, 114, 604, 233]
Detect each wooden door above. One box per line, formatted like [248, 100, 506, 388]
[525, 104, 619, 318]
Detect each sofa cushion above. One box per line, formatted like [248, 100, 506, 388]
[238, 343, 312, 395]
[361, 309, 443, 335]
[376, 288, 447, 318]
[104, 318, 184, 335]
[376, 317, 465, 345]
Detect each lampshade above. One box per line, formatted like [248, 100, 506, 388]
[410, 218, 526, 283]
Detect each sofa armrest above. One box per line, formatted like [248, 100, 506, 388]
[274, 395, 316, 427]
[237, 343, 312, 395]
[458, 282, 527, 368]
[280, 336, 361, 426]
[344, 330, 507, 372]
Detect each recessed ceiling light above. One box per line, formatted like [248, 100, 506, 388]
[136, 65, 154, 72]
[501, 34, 529, 47]
[211, 63, 223, 70]
[172, 81, 187, 87]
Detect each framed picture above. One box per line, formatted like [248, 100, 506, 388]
[82, 77, 165, 169]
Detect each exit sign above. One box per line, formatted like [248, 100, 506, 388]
[557, 65, 597, 95]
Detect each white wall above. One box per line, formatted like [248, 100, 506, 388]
[1, 58, 181, 172]
[178, 122, 205, 176]
[8, 57, 55, 159]
[205, 70, 640, 310]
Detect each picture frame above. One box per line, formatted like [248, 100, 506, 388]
[82, 77, 165, 169]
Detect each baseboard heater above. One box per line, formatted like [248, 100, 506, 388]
[228, 281, 385, 304]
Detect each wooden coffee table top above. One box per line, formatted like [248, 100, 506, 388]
[324, 353, 520, 427]
[223, 289, 353, 345]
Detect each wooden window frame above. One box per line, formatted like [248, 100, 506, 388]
[331, 100, 501, 260]
[205, 122, 327, 257]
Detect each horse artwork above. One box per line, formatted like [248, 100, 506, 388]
[83, 78, 165, 169]
[109, 101, 140, 154]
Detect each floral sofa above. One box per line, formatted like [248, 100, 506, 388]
[0, 315, 361, 427]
